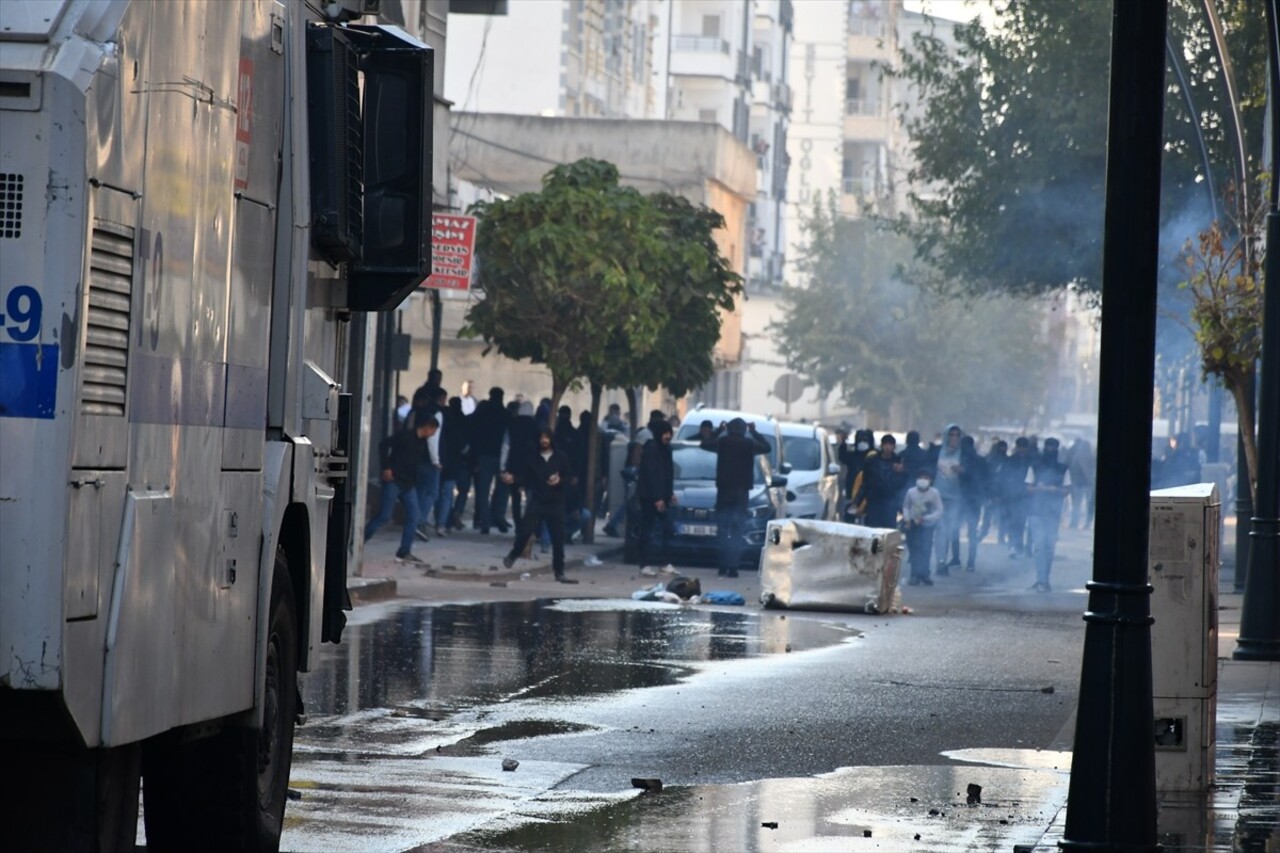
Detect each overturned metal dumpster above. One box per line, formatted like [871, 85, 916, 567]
[759, 519, 902, 614]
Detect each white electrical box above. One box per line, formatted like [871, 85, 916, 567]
[1149, 483, 1220, 792]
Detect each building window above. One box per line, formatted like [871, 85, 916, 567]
[699, 108, 717, 123]
[701, 14, 721, 38]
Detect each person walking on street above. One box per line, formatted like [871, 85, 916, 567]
[501, 428, 578, 583]
[928, 424, 966, 575]
[470, 387, 510, 534]
[445, 396, 472, 531]
[1026, 437, 1071, 592]
[1066, 437, 1096, 529]
[1002, 437, 1034, 557]
[700, 418, 770, 577]
[637, 420, 677, 570]
[902, 469, 943, 585]
[364, 416, 438, 564]
[958, 434, 988, 571]
[981, 439, 1009, 543]
[860, 434, 906, 529]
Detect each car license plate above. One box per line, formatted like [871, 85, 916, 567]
[682, 523, 717, 537]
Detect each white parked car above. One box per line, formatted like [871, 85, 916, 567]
[779, 422, 841, 520]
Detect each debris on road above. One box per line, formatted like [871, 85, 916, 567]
[761, 822, 778, 830]
[1041, 685, 1055, 694]
[863, 829, 872, 837]
[502, 758, 519, 771]
[631, 777, 663, 792]
[966, 783, 982, 805]
[287, 788, 303, 801]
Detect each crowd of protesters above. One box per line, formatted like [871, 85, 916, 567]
[833, 424, 1099, 593]
[372, 370, 661, 581]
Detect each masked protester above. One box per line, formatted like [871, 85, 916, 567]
[500, 428, 578, 583]
[637, 421, 677, 570]
[1025, 437, 1071, 592]
[700, 418, 771, 577]
[902, 469, 943, 585]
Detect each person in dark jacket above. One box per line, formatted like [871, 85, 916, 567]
[957, 434, 988, 571]
[363, 416, 438, 563]
[505, 401, 538, 533]
[700, 418, 771, 577]
[446, 396, 473, 531]
[1026, 437, 1071, 592]
[637, 420, 676, 568]
[980, 439, 1009, 543]
[1001, 437, 1034, 557]
[469, 387, 510, 534]
[501, 428, 578, 583]
[899, 431, 929, 483]
[861, 434, 906, 529]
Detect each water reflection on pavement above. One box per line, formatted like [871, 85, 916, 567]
[283, 599, 854, 852]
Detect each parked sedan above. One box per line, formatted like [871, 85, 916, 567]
[626, 442, 788, 570]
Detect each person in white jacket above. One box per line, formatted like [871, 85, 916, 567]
[902, 469, 944, 586]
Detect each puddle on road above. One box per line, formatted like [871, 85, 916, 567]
[437, 760, 1071, 853]
[301, 599, 855, 721]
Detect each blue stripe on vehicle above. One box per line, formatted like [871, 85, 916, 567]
[0, 341, 59, 419]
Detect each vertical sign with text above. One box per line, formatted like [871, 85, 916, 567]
[427, 213, 477, 291]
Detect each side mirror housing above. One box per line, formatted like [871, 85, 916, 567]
[827, 463, 841, 476]
[770, 475, 788, 489]
[779, 462, 793, 475]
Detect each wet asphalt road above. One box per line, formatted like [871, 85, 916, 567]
[279, 552, 1090, 853]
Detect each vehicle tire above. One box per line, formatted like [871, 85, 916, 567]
[143, 551, 298, 852]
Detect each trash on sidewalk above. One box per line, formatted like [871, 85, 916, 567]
[701, 591, 746, 606]
[631, 777, 662, 792]
[502, 758, 519, 772]
[584, 555, 603, 567]
[640, 566, 658, 577]
[664, 575, 701, 599]
[759, 519, 902, 614]
[632, 583, 665, 601]
[519, 572, 532, 580]
[966, 783, 982, 805]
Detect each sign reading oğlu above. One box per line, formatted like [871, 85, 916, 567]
[427, 213, 477, 290]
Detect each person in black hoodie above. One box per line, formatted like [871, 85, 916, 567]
[504, 401, 538, 533]
[501, 428, 578, 583]
[701, 418, 771, 577]
[637, 420, 676, 568]
[860, 434, 907, 528]
[469, 387, 510, 534]
[363, 416, 438, 563]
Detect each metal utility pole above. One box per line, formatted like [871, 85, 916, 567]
[1234, 0, 1280, 661]
[1060, 1, 1166, 849]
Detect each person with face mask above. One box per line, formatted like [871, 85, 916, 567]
[902, 469, 943, 585]
[500, 428, 578, 583]
[841, 429, 876, 522]
[1001, 437, 1034, 557]
[1025, 437, 1071, 592]
[927, 423, 966, 575]
[637, 420, 677, 571]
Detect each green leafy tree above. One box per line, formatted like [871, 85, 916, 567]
[772, 197, 1052, 430]
[888, 0, 1267, 298]
[463, 159, 742, 536]
[462, 159, 668, 409]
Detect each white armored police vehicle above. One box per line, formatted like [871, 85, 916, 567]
[0, 1, 431, 849]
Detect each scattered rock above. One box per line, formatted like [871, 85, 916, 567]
[502, 758, 519, 771]
[761, 822, 778, 829]
[631, 777, 663, 792]
[910, 797, 918, 803]
[1041, 685, 1055, 694]
[287, 788, 302, 801]
[928, 808, 940, 816]
[914, 834, 921, 841]
[966, 783, 982, 805]
[390, 708, 408, 718]
[863, 829, 872, 838]
[785, 644, 793, 653]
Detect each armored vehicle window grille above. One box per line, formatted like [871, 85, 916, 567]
[82, 223, 133, 416]
[0, 173, 22, 238]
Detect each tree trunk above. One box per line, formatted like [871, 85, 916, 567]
[583, 382, 603, 545]
[625, 386, 639, 434]
[1228, 369, 1258, 506]
[550, 373, 569, 418]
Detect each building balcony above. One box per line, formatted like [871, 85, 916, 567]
[672, 34, 730, 54]
[671, 34, 736, 80]
[845, 97, 881, 117]
[843, 111, 891, 141]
